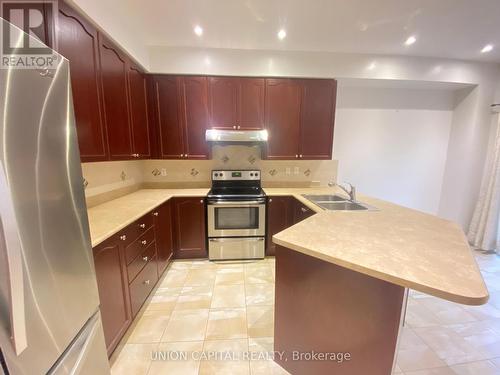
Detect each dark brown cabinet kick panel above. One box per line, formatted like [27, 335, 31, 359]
[127, 63, 151, 158]
[92, 235, 131, 356]
[266, 196, 294, 256]
[153, 201, 174, 274]
[299, 79, 336, 159]
[98, 35, 133, 159]
[264, 78, 302, 159]
[172, 197, 207, 259]
[57, 3, 108, 161]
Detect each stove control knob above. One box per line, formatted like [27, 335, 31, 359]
[250, 173, 254, 177]
[255, 172, 259, 177]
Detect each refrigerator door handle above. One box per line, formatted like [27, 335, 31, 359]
[0, 162, 27, 355]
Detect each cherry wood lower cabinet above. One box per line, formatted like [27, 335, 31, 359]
[92, 234, 132, 356]
[172, 197, 207, 259]
[266, 196, 294, 256]
[153, 200, 174, 274]
[266, 196, 316, 255]
[92, 204, 174, 356]
[293, 200, 315, 223]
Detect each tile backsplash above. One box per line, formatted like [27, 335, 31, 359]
[82, 145, 338, 206]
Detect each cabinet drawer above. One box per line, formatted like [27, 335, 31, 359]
[129, 257, 158, 316]
[129, 214, 154, 242]
[125, 227, 155, 264]
[127, 242, 157, 283]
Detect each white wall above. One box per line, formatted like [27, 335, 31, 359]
[334, 86, 454, 214]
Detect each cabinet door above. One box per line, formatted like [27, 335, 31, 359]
[266, 196, 293, 256]
[208, 76, 238, 129]
[173, 197, 207, 259]
[57, 4, 107, 161]
[180, 76, 209, 159]
[153, 200, 174, 275]
[299, 79, 336, 159]
[239, 78, 265, 130]
[264, 79, 301, 159]
[92, 235, 131, 356]
[127, 63, 151, 158]
[153, 76, 185, 158]
[98, 35, 133, 159]
[293, 199, 315, 224]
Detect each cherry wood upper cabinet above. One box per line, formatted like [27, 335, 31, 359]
[239, 78, 265, 130]
[153, 201, 174, 275]
[57, 3, 107, 162]
[180, 76, 209, 159]
[266, 196, 294, 256]
[264, 78, 302, 159]
[98, 35, 133, 160]
[208, 77, 238, 129]
[208, 77, 265, 130]
[172, 197, 207, 259]
[127, 64, 151, 158]
[299, 79, 336, 159]
[92, 235, 131, 355]
[153, 76, 185, 159]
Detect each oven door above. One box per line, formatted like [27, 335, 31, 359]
[207, 200, 266, 237]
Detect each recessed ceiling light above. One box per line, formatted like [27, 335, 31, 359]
[277, 29, 287, 40]
[404, 35, 417, 46]
[481, 44, 493, 53]
[194, 25, 203, 36]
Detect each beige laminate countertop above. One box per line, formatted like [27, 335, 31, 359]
[268, 187, 489, 306]
[86, 187, 488, 306]
[87, 188, 209, 247]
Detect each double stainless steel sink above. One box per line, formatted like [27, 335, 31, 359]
[302, 194, 377, 211]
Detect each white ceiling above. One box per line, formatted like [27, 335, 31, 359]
[115, 0, 500, 63]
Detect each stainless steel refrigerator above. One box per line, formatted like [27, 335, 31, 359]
[0, 18, 110, 374]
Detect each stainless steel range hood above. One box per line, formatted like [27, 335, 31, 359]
[205, 129, 268, 143]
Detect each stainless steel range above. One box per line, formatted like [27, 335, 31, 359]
[207, 170, 266, 260]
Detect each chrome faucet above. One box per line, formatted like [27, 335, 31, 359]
[328, 181, 356, 201]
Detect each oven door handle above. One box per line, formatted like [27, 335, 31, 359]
[208, 200, 265, 205]
[209, 237, 265, 242]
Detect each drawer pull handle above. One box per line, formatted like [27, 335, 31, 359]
[120, 235, 127, 241]
[153, 212, 159, 216]
[139, 223, 146, 229]
[142, 256, 149, 262]
[269, 198, 273, 202]
[144, 280, 150, 285]
[141, 240, 147, 246]
[301, 207, 308, 213]
[200, 199, 204, 204]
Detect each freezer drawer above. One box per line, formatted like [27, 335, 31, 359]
[49, 312, 110, 375]
[208, 237, 265, 260]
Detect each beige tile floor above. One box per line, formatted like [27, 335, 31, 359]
[111, 252, 500, 375]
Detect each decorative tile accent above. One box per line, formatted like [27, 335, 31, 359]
[248, 155, 256, 164]
[220, 155, 229, 163]
[120, 171, 126, 181]
[83, 178, 88, 189]
[190, 168, 199, 177]
[268, 169, 277, 176]
[304, 168, 311, 176]
[152, 168, 161, 176]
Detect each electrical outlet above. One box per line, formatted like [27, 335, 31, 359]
[285, 167, 291, 175]
[294, 166, 299, 175]
[161, 168, 167, 176]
